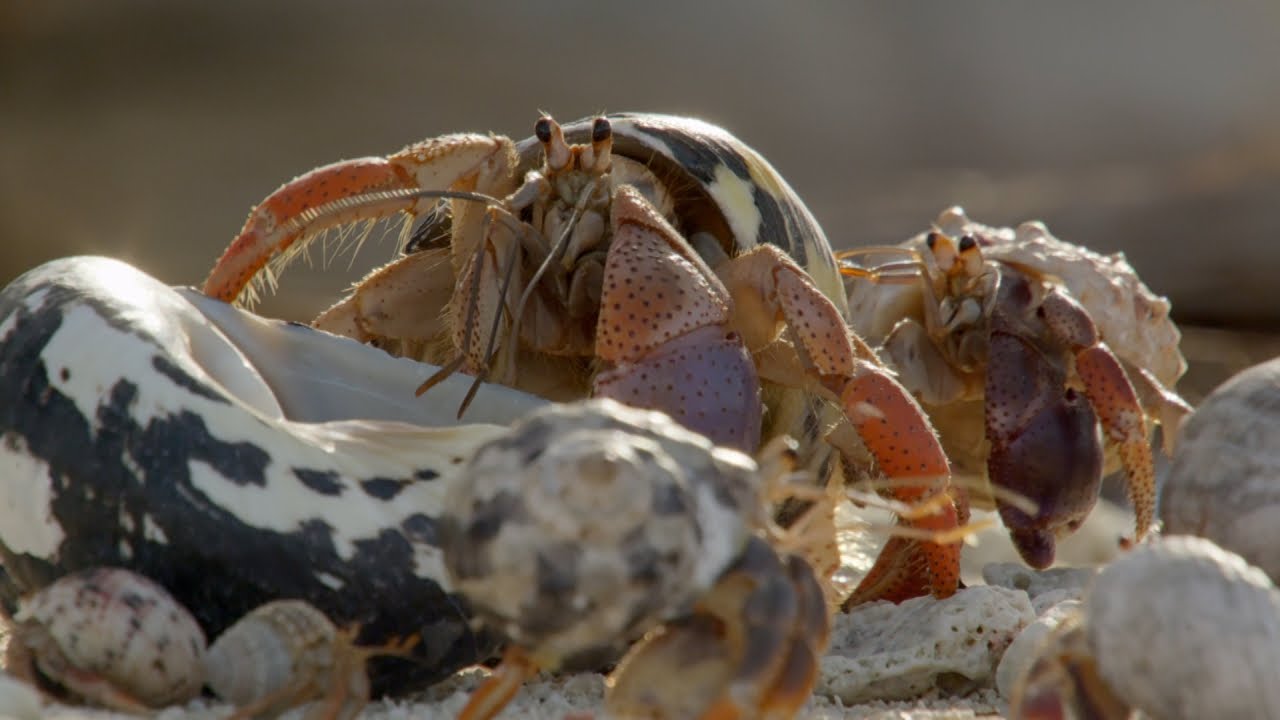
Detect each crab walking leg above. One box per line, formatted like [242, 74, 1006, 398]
[606, 538, 830, 720]
[1040, 290, 1156, 545]
[202, 134, 517, 303]
[457, 646, 540, 720]
[728, 245, 962, 601]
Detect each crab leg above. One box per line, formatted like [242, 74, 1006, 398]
[457, 646, 540, 720]
[593, 187, 960, 602]
[724, 244, 962, 601]
[202, 134, 517, 304]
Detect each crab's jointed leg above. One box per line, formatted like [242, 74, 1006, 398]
[605, 536, 831, 720]
[592, 187, 961, 602]
[202, 134, 518, 304]
[456, 646, 540, 720]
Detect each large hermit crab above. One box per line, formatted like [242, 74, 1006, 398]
[201, 112, 965, 604]
[840, 207, 1191, 568]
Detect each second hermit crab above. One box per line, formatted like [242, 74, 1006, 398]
[840, 207, 1191, 568]
[202, 112, 967, 605]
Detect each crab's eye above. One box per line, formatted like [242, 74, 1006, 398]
[535, 117, 553, 143]
[926, 231, 942, 250]
[958, 235, 977, 252]
[592, 117, 612, 143]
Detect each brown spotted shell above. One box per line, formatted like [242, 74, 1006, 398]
[12, 567, 207, 708]
[204, 599, 347, 707]
[440, 398, 761, 671]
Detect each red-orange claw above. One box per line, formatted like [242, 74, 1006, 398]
[203, 158, 413, 302]
[839, 369, 962, 602]
[839, 369, 950, 486]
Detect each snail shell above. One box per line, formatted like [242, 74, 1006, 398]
[1162, 356, 1280, 582]
[440, 399, 760, 671]
[1086, 535, 1280, 719]
[12, 566, 206, 709]
[204, 599, 349, 707]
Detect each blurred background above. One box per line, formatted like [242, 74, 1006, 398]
[4, 1, 1280, 402]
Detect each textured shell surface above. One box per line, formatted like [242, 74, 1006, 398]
[0, 256, 547, 694]
[514, 113, 847, 313]
[440, 398, 759, 671]
[846, 206, 1186, 387]
[13, 567, 207, 707]
[204, 599, 338, 706]
[1162, 356, 1280, 583]
[1086, 535, 1280, 720]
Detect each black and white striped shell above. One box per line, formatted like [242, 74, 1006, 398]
[205, 600, 349, 707]
[12, 567, 206, 708]
[0, 256, 546, 694]
[441, 399, 762, 671]
[514, 113, 847, 314]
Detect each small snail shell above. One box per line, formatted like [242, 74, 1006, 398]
[12, 567, 207, 710]
[1162, 356, 1280, 582]
[205, 599, 352, 707]
[441, 399, 760, 671]
[1086, 535, 1280, 719]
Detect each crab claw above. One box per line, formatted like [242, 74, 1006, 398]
[591, 185, 763, 452]
[985, 330, 1106, 568]
[606, 536, 830, 720]
[202, 134, 517, 304]
[721, 245, 963, 602]
[1031, 287, 1156, 557]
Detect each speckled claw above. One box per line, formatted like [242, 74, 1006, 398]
[606, 536, 830, 720]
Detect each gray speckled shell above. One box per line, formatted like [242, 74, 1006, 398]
[204, 599, 339, 706]
[440, 399, 758, 670]
[13, 567, 206, 707]
[1162, 356, 1280, 582]
[1087, 536, 1280, 719]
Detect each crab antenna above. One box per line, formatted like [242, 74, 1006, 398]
[457, 238, 523, 418]
[478, 175, 600, 391]
[835, 245, 929, 284]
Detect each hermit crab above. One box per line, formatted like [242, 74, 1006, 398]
[201, 112, 966, 604]
[840, 207, 1191, 568]
[206, 599, 418, 720]
[439, 399, 832, 720]
[6, 567, 207, 713]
